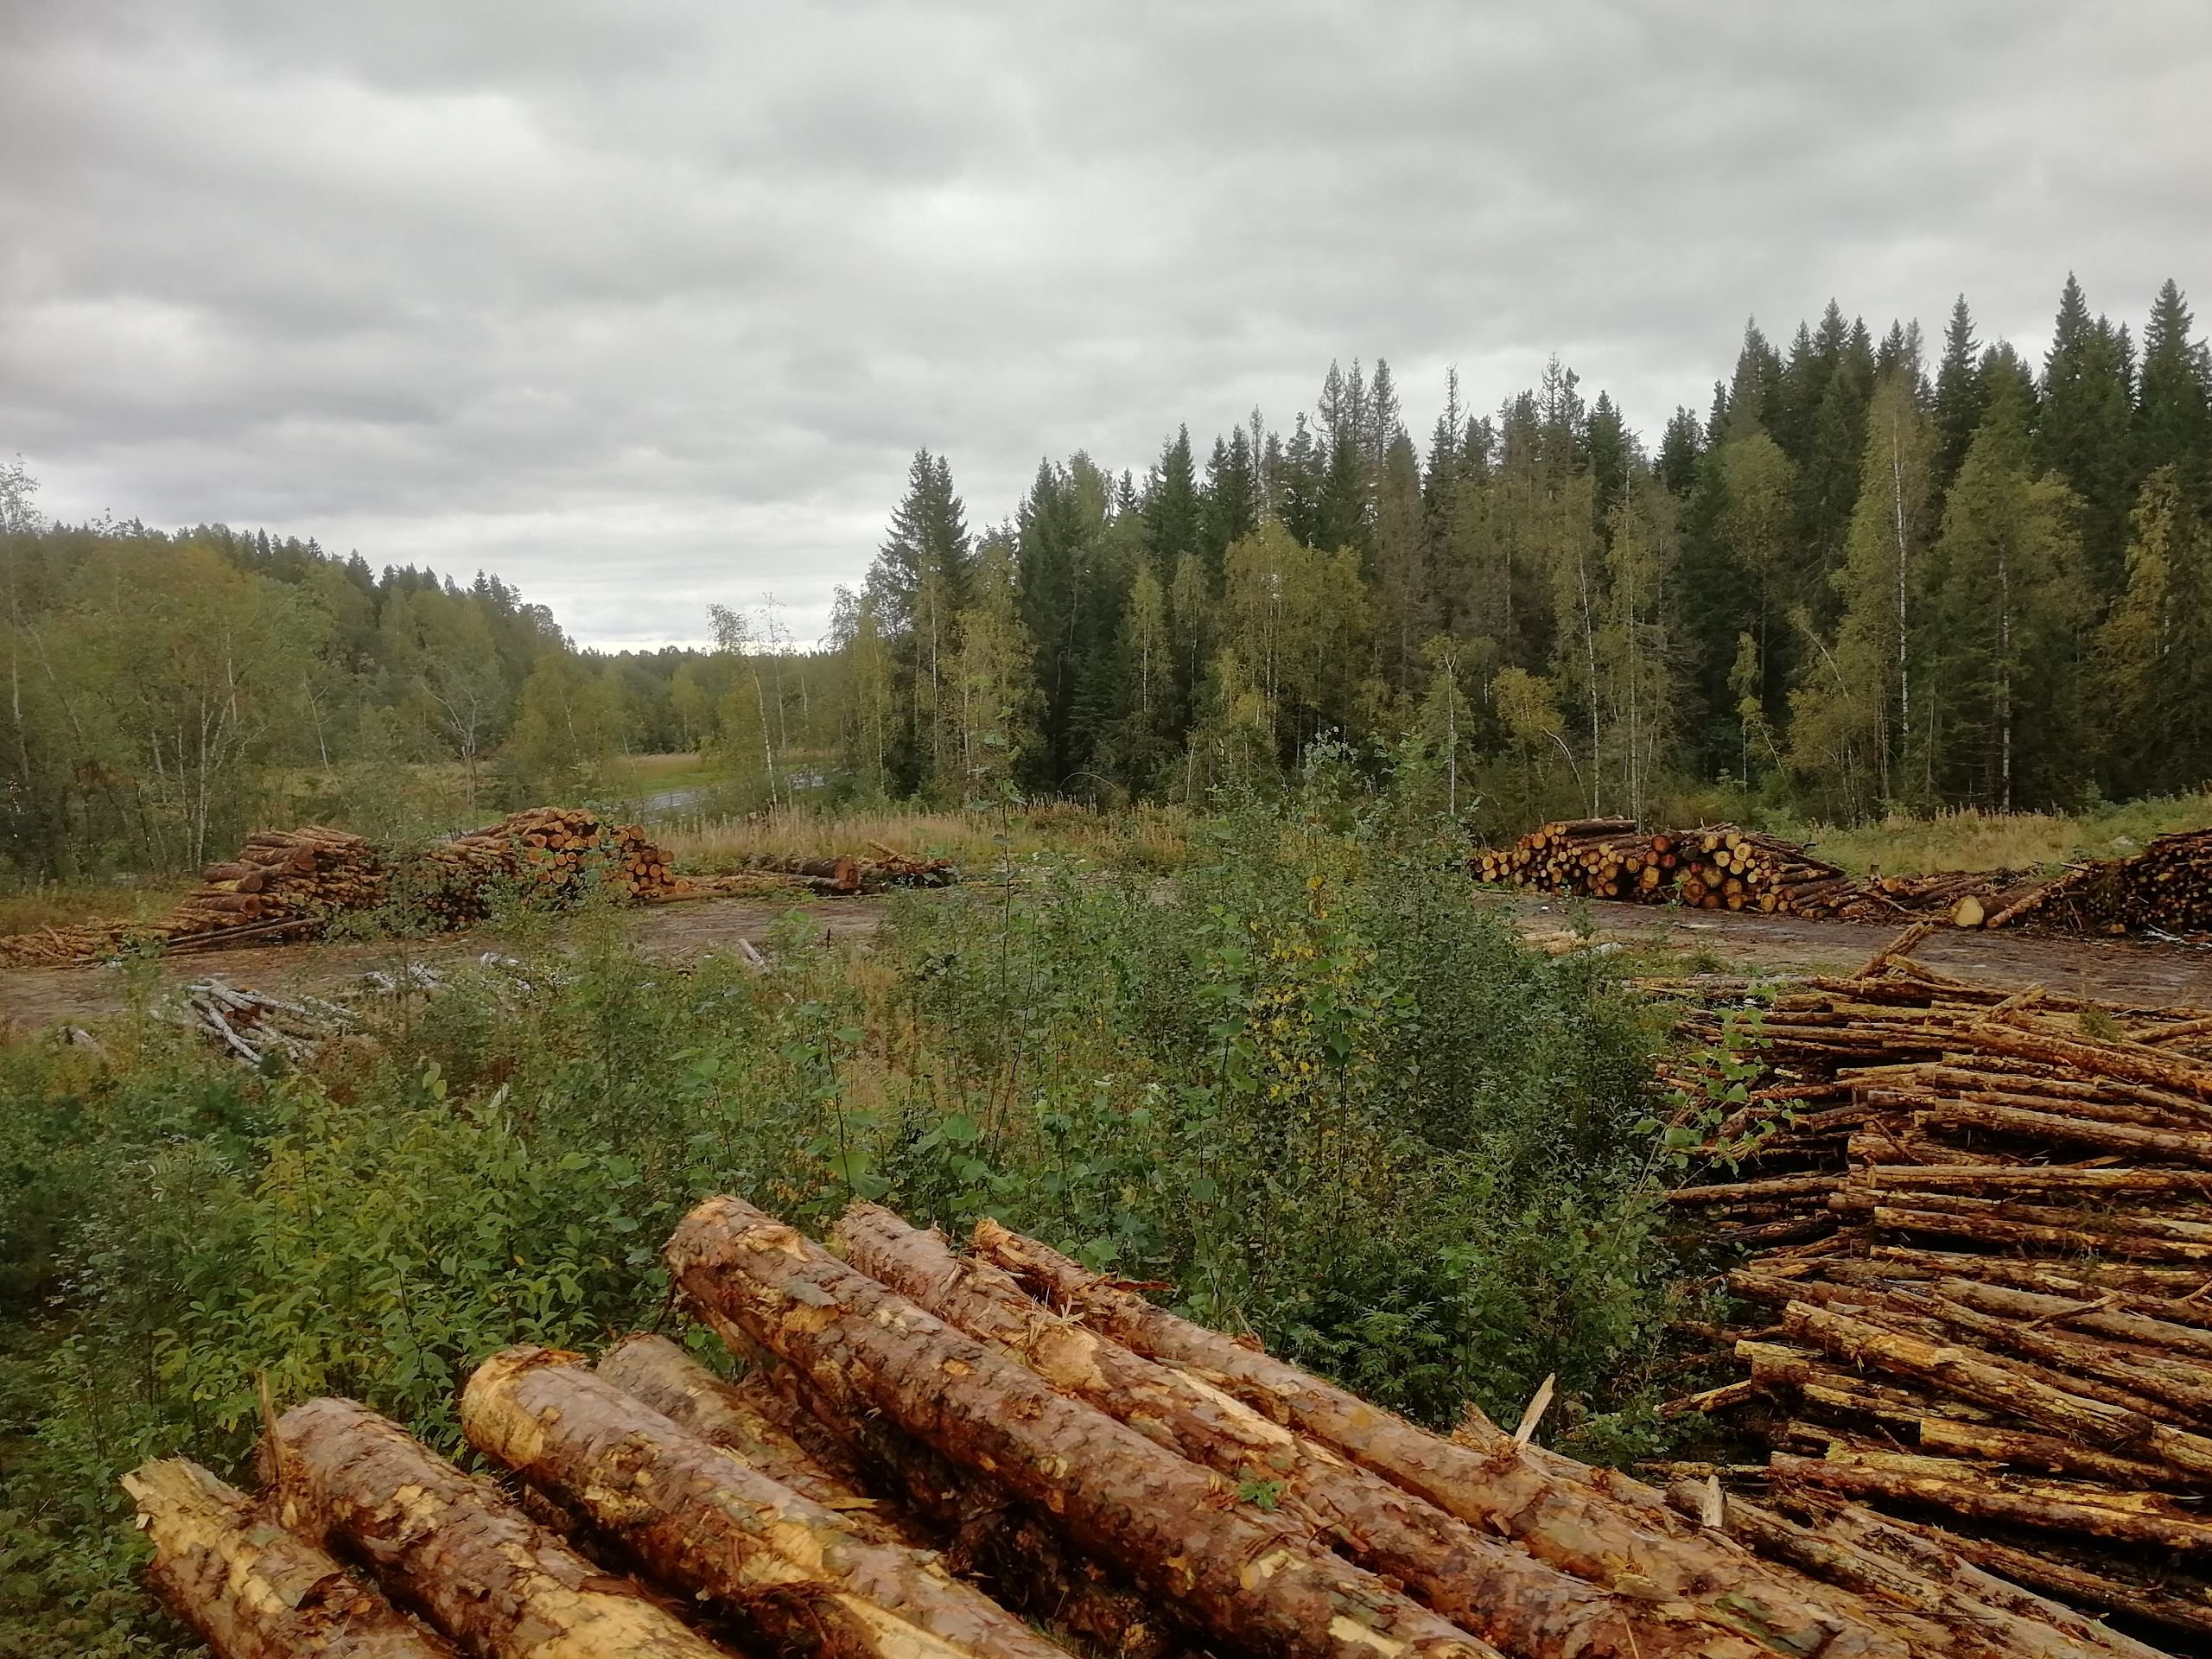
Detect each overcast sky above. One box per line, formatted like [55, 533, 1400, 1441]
[5, 3, 2209, 648]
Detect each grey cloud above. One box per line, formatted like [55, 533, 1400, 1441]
[5, 2, 2209, 645]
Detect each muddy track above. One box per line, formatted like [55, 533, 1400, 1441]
[6, 889, 2211, 1034]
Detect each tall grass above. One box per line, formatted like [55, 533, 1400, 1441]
[656, 799, 1194, 874]
[1763, 792, 2212, 876]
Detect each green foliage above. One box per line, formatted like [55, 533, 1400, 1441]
[1, 798, 1681, 1654]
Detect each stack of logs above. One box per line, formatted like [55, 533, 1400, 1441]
[128, 1196, 2173, 1659]
[405, 806, 683, 924]
[0, 810, 684, 967]
[1474, 819, 1899, 921]
[723, 844, 957, 895]
[0, 826, 384, 966]
[1986, 830, 2212, 938]
[1476, 822, 2212, 938]
[1657, 934, 2212, 1640]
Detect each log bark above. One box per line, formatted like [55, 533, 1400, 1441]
[267, 1396, 734, 1659]
[966, 1217, 1906, 1659]
[1659, 1478, 2121, 1659]
[1769, 1451, 2212, 1552]
[836, 1203, 1763, 1659]
[606, 1335, 1173, 1659]
[122, 1458, 456, 1659]
[463, 1344, 1071, 1659]
[1780, 1300, 2158, 1451]
[666, 1197, 1496, 1659]
[1766, 1492, 2174, 1659]
[594, 1333, 911, 1541]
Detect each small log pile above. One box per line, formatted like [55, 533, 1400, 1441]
[129, 1194, 2186, 1659]
[162, 977, 362, 1066]
[1870, 869, 2050, 931]
[0, 827, 385, 966]
[0, 810, 685, 967]
[1474, 820, 1898, 920]
[723, 845, 958, 895]
[1658, 938, 2212, 1640]
[404, 806, 683, 924]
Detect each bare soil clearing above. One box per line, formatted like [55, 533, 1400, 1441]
[7, 888, 2212, 1033]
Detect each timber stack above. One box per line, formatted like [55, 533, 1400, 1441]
[726, 845, 958, 893]
[407, 805, 683, 924]
[1657, 937, 2212, 1641]
[1980, 830, 2212, 938]
[0, 810, 683, 968]
[1869, 868, 2050, 931]
[1475, 819, 1897, 920]
[128, 1196, 2177, 1659]
[0, 826, 385, 966]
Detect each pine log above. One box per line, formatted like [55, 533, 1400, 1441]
[266, 1397, 732, 1659]
[1658, 1478, 2128, 1659]
[607, 1336, 1174, 1659]
[665, 1197, 1497, 1659]
[1911, 1102, 2212, 1168]
[1916, 1525, 2212, 1643]
[967, 1218, 1907, 1659]
[1767, 1493, 2175, 1659]
[1768, 1451, 2212, 1552]
[462, 1345, 1070, 1659]
[122, 1458, 457, 1659]
[1934, 1279, 2212, 1363]
[836, 1203, 1765, 1659]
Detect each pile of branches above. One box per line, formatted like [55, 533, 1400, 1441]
[1657, 932, 2212, 1639]
[0, 827, 385, 966]
[161, 976, 364, 1066]
[129, 1198, 2163, 1659]
[1474, 819, 1900, 921]
[0, 810, 685, 968]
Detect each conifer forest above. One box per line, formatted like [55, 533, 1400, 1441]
[8, 275, 2211, 887]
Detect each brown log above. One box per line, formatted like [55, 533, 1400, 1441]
[1769, 1450, 2212, 1552]
[1659, 1478, 2130, 1659]
[1916, 1523, 2212, 1643]
[968, 1218, 1906, 1659]
[837, 1203, 1764, 1659]
[123, 1458, 456, 1659]
[606, 1336, 1173, 1659]
[463, 1345, 1069, 1659]
[594, 1333, 908, 1538]
[1912, 1101, 2212, 1167]
[1768, 1493, 2176, 1659]
[1779, 1300, 2156, 1450]
[665, 1197, 1497, 1659]
[267, 1396, 731, 1659]
[1934, 1278, 2212, 1363]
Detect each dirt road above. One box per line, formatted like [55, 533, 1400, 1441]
[6, 889, 2210, 1034]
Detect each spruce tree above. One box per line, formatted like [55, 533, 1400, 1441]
[2036, 276, 2138, 603]
[1922, 374, 2090, 809]
[1932, 296, 1987, 491]
[2135, 279, 2212, 512]
[865, 449, 972, 793]
[2095, 466, 2212, 794]
[1656, 408, 1702, 498]
[1143, 427, 1203, 576]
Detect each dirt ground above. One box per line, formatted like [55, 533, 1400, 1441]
[5, 888, 2211, 1034]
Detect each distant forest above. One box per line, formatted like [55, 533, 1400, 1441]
[3, 273, 2209, 879]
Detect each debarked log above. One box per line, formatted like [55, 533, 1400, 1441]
[267, 1396, 735, 1659]
[463, 1345, 1070, 1659]
[122, 1458, 457, 1659]
[664, 1196, 1498, 1659]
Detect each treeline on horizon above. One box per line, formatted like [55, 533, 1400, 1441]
[4, 272, 2210, 881]
[843, 273, 2212, 831]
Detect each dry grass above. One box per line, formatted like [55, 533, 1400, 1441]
[1778, 794, 2212, 876]
[0, 878, 194, 937]
[657, 801, 1193, 874]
